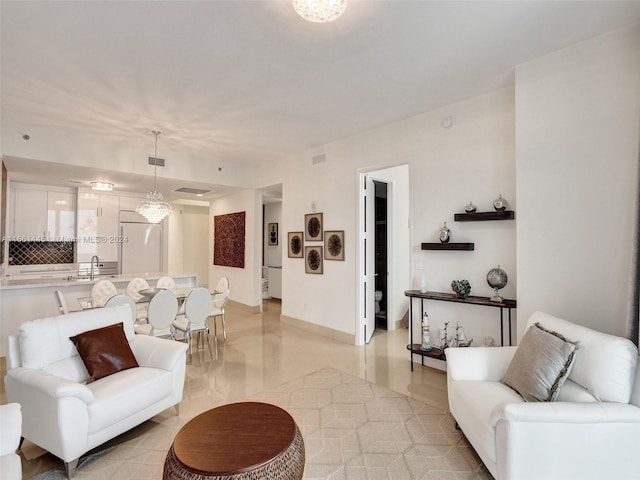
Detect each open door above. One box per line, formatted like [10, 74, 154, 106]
[359, 174, 376, 344]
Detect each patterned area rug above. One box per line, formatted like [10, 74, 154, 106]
[32, 367, 491, 480]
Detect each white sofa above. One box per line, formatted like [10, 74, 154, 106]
[446, 311, 640, 480]
[4, 304, 188, 478]
[0, 403, 22, 480]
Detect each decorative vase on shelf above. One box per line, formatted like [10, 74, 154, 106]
[420, 270, 428, 294]
[464, 201, 477, 213]
[493, 194, 508, 212]
[439, 222, 451, 243]
[486, 265, 508, 302]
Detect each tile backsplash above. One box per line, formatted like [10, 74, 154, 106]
[9, 241, 75, 265]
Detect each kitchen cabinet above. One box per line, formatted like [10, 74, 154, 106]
[12, 186, 76, 240]
[77, 190, 120, 262]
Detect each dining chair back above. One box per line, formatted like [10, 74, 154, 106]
[172, 287, 213, 356]
[90, 279, 117, 307]
[134, 289, 178, 338]
[209, 276, 230, 341]
[104, 294, 137, 324]
[126, 277, 151, 323]
[54, 290, 69, 314]
[156, 276, 177, 290]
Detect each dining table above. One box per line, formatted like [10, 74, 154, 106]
[78, 287, 221, 310]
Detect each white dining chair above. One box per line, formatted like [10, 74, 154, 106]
[209, 276, 230, 341]
[134, 289, 178, 339]
[54, 290, 69, 314]
[172, 287, 213, 357]
[104, 294, 137, 324]
[90, 279, 117, 307]
[126, 277, 151, 323]
[156, 276, 177, 290]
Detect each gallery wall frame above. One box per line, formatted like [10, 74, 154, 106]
[288, 231, 303, 258]
[305, 245, 323, 274]
[304, 212, 323, 241]
[324, 230, 345, 261]
[268, 222, 278, 246]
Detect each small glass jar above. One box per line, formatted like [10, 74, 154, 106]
[439, 221, 451, 243]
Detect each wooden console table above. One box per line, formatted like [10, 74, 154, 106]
[404, 290, 517, 371]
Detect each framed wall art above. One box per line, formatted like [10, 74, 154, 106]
[213, 211, 245, 268]
[304, 212, 323, 241]
[324, 230, 344, 261]
[287, 231, 303, 258]
[268, 222, 278, 246]
[305, 246, 323, 274]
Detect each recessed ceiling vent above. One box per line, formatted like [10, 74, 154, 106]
[174, 187, 211, 195]
[148, 156, 165, 167]
[312, 153, 326, 165]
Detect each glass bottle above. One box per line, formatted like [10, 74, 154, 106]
[439, 222, 451, 243]
[421, 312, 432, 351]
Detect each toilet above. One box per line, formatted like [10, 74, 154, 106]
[375, 290, 383, 314]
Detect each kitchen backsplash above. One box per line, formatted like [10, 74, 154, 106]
[8, 241, 75, 265]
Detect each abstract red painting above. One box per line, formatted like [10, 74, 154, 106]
[213, 211, 245, 268]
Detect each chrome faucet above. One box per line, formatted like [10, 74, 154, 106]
[90, 255, 100, 280]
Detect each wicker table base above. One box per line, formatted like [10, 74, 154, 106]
[163, 402, 305, 480]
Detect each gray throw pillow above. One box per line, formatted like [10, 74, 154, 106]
[502, 322, 578, 402]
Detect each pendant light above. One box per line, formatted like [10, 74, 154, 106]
[293, 0, 347, 23]
[135, 130, 173, 223]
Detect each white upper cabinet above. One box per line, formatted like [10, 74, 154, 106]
[12, 185, 76, 240]
[76, 189, 120, 262]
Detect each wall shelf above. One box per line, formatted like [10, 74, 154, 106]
[421, 242, 474, 251]
[454, 210, 515, 222]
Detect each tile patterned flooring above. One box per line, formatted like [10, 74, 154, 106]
[2, 299, 492, 479]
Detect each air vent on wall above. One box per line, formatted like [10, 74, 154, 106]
[148, 156, 165, 167]
[174, 187, 211, 195]
[312, 153, 326, 165]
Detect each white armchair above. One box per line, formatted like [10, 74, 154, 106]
[0, 403, 22, 480]
[446, 312, 640, 480]
[4, 304, 188, 479]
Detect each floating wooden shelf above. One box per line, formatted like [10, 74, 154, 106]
[454, 210, 515, 222]
[421, 242, 474, 251]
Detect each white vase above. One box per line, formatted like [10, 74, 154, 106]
[420, 271, 428, 293]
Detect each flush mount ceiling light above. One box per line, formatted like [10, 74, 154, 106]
[135, 130, 173, 223]
[293, 0, 347, 23]
[90, 181, 113, 191]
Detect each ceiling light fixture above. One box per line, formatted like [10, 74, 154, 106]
[135, 130, 173, 223]
[90, 181, 113, 191]
[293, 0, 347, 23]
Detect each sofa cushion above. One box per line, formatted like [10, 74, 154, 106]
[527, 312, 638, 403]
[70, 323, 139, 383]
[86, 367, 172, 434]
[556, 379, 598, 402]
[18, 305, 135, 378]
[503, 322, 578, 402]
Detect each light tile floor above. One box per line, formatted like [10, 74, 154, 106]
[1, 299, 491, 479]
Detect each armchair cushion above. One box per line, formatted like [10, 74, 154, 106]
[70, 322, 139, 383]
[502, 322, 578, 402]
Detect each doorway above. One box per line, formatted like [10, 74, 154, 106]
[374, 180, 388, 330]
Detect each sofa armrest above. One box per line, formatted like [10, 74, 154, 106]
[0, 403, 22, 456]
[494, 401, 640, 425]
[131, 335, 188, 371]
[5, 368, 93, 403]
[445, 346, 517, 381]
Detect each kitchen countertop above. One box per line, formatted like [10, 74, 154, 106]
[0, 272, 198, 291]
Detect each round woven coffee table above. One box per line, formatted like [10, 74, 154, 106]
[163, 402, 305, 480]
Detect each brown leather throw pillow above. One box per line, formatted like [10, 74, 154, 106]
[70, 322, 139, 383]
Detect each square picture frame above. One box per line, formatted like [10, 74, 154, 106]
[268, 222, 278, 246]
[287, 231, 304, 258]
[304, 212, 323, 241]
[304, 246, 323, 274]
[324, 230, 345, 261]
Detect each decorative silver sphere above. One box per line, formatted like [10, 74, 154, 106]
[486, 265, 508, 302]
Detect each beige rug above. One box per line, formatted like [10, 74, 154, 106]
[32, 367, 492, 480]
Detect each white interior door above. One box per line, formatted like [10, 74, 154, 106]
[360, 174, 376, 344]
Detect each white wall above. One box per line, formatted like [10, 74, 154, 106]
[209, 189, 261, 309]
[168, 204, 209, 286]
[262, 87, 516, 343]
[515, 23, 640, 338]
[263, 202, 282, 267]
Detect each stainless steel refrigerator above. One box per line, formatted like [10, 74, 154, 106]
[119, 210, 163, 274]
